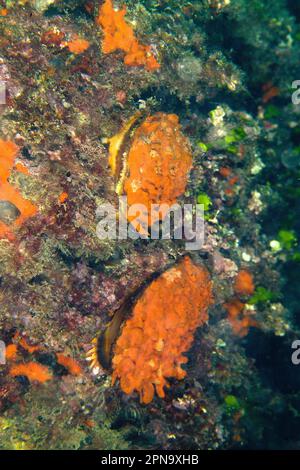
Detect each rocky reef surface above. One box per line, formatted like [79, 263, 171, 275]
[0, 0, 299, 450]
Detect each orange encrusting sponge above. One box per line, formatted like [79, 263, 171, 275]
[96, 0, 160, 71]
[0, 139, 38, 239]
[224, 299, 257, 337]
[0, 139, 18, 184]
[56, 353, 82, 376]
[234, 270, 255, 297]
[5, 344, 18, 361]
[111, 256, 213, 404]
[9, 362, 52, 383]
[224, 270, 256, 337]
[64, 37, 90, 54]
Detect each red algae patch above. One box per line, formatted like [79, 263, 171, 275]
[41, 29, 65, 47]
[111, 256, 213, 404]
[96, 0, 160, 71]
[9, 362, 52, 384]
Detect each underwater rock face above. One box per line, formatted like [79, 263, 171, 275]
[176, 56, 202, 84]
[0, 0, 298, 452]
[30, 0, 56, 12]
[111, 256, 213, 404]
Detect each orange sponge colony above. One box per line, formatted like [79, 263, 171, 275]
[9, 362, 52, 384]
[0, 140, 18, 184]
[111, 256, 213, 404]
[224, 299, 257, 337]
[224, 270, 256, 336]
[96, 0, 160, 71]
[123, 113, 193, 232]
[0, 139, 38, 240]
[234, 270, 255, 297]
[65, 37, 90, 54]
[56, 353, 82, 376]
